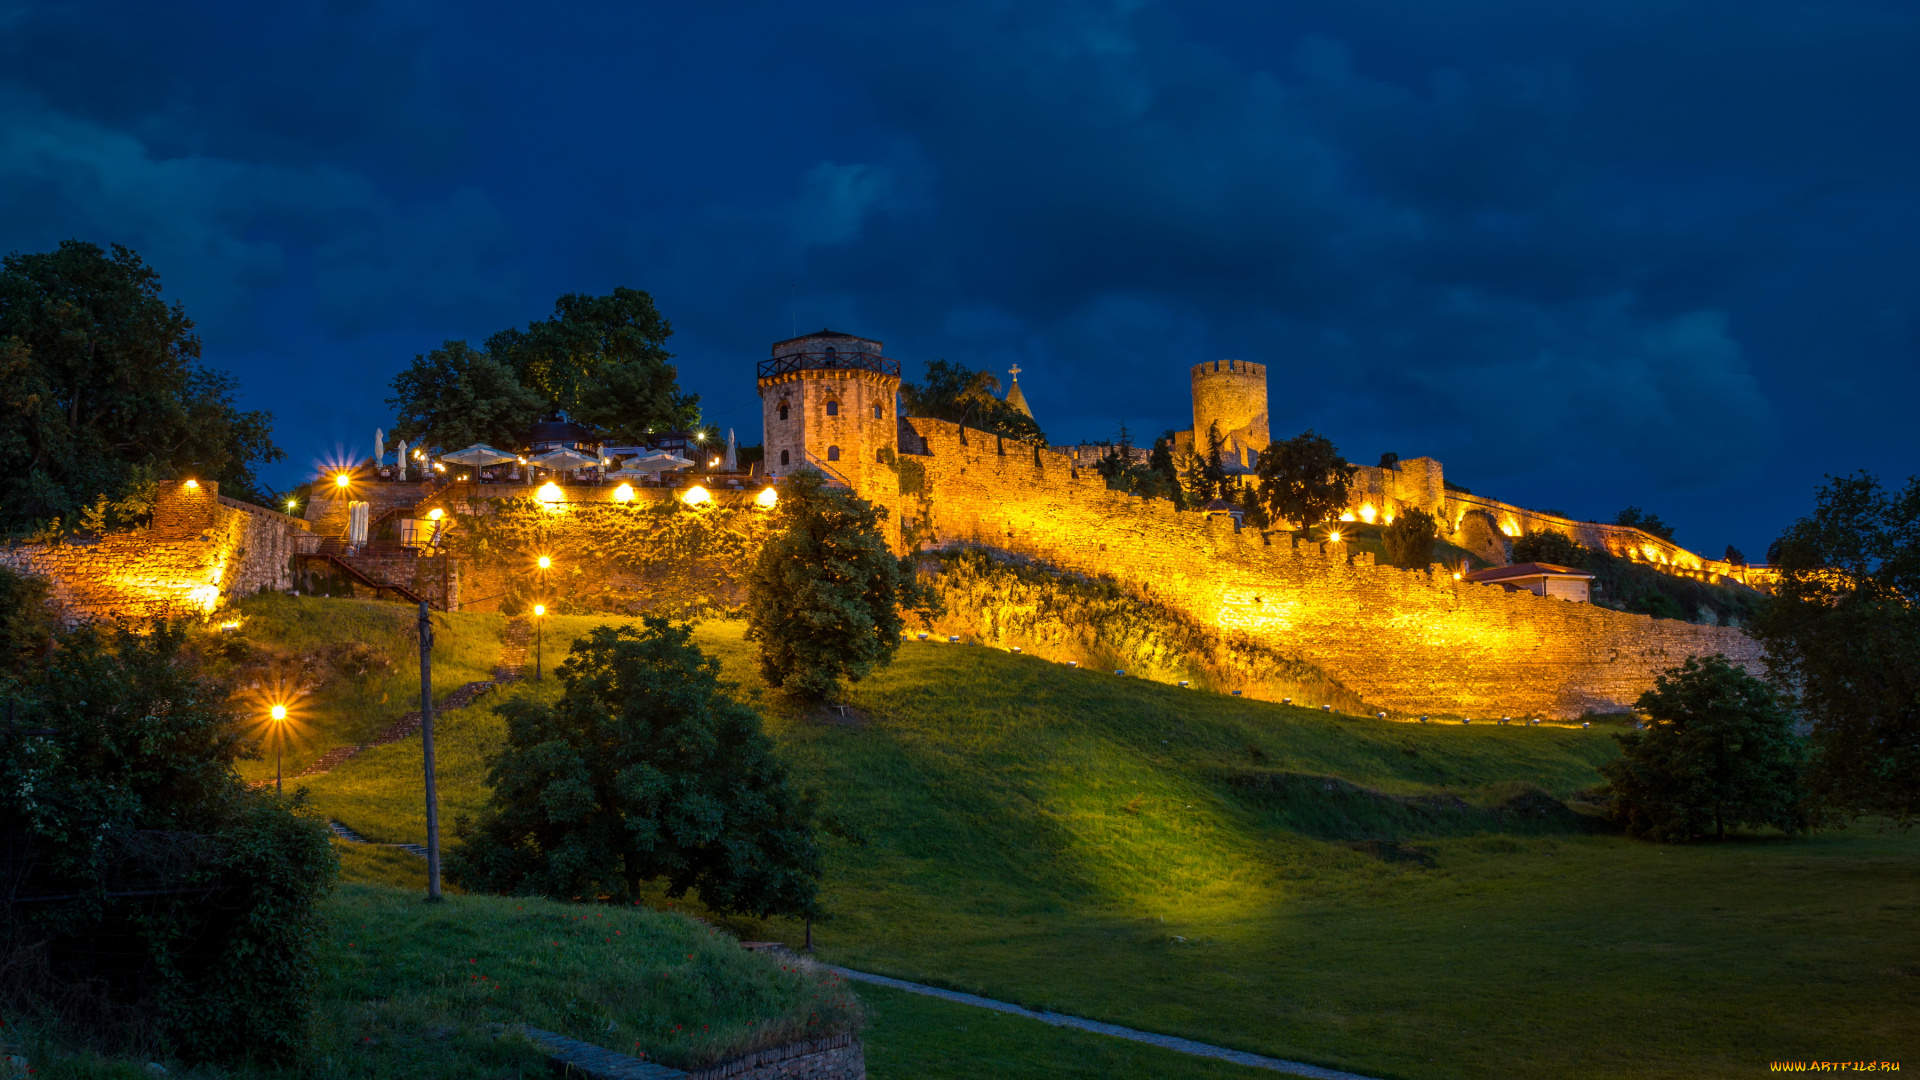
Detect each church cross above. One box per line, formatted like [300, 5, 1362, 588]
[1008, 364, 1022, 380]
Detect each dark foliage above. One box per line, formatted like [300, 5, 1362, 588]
[449, 619, 822, 917]
[1749, 472, 1920, 825]
[0, 620, 336, 1064]
[1147, 433, 1186, 509]
[1724, 544, 1747, 565]
[1377, 452, 1400, 470]
[1252, 430, 1357, 528]
[1584, 547, 1766, 626]
[1511, 530, 1590, 569]
[900, 360, 1046, 445]
[1599, 656, 1806, 841]
[1381, 508, 1439, 569]
[744, 470, 925, 702]
[386, 340, 545, 452]
[1614, 505, 1678, 542]
[0, 241, 283, 529]
[0, 565, 56, 679]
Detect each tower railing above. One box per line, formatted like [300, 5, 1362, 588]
[757, 350, 900, 379]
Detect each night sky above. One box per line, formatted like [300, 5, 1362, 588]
[3, 2, 1915, 555]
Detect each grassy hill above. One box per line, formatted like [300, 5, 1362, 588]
[219, 600, 1918, 1080]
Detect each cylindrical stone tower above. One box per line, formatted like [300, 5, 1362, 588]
[1190, 359, 1269, 468]
[758, 330, 900, 497]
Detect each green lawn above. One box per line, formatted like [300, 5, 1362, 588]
[286, 610, 1919, 1080]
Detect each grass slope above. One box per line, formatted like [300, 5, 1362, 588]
[282, 608, 1919, 1080]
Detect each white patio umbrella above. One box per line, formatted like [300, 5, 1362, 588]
[609, 451, 694, 476]
[374, 429, 384, 470]
[442, 443, 520, 466]
[724, 429, 737, 471]
[529, 447, 598, 470]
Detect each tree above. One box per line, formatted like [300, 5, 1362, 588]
[0, 564, 55, 678]
[1748, 472, 1920, 825]
[448, 619, 822, 916]
[745, 469, 912, 703]
[0, 620, 336, 1063]
[488, 287, 699, 439]
[1614, 505, 1677, 542]
[1148, 432, 1186, 509]
[1599, 655, 1806, 841]
[386, 340, 545, 451]
[1196, 422, 1233, 503]
[1382, 508, 1439, 569]
[1512, 530, 1590, 568]
[1724, 544, 1747, 565]
[0, 241, 283, 528]
[1378, 452, 1400, 470]
[1252, 430, 1357, 529]
[901, 360, 1046, 445]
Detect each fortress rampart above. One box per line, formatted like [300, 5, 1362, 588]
[879, 419, 1760, 718]
[1, 481, 311, 623]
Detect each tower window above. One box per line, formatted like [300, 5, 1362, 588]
[826, 400, 839, 416]
[778, 402, 789, 421]
[780, 449, 790, 465]
[827, 445, 841, 461]
[873, 403, 883, 419]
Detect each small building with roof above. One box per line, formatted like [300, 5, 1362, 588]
[1462, 562, 1594, 603]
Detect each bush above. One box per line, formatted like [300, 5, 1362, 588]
[1381, 508, 1439, 569]
[1511, 530, 1589, 568]
[744, 469, 916, 703]
[1599, 655, 1805, 842]
[0, 621, 337, 1064]
[450, 618, 823, 917]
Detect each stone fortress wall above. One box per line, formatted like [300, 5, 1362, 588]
[873, 419, 1761, 719]
[1, 480, 311, 623]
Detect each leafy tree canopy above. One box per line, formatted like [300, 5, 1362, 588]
[1382, 508, 1440, 569]
[745, 469, 921, 703]
[448, 618, 822, 917]
[1253, 430, 1357, 529]
[387, 287, 699, 453]
[387, 340, 545, 451]
[1512, 530, 1590, 568]
[1614, 505, 1677, 542]
[901, 360, 1046, 445]
[0, 241, 282, 529]
[1599, 655, 1806, 842]
[1749, 471, 1920, 825]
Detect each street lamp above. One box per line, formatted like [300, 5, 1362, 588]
[532, 603, 546, 680]
[270, 703, 288, 793]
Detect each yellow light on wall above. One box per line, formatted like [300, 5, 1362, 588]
[1338, 511, 1356, 522]
[755, 487, 779, 508]
[183, 479, 199, 490]
[1359, 503, 1377, 524]
[681, 485, 712, 506]
[1327, 530, 1343, 544]
[427, 508, 444, 521]
[613, 483, 634, 502]
[537, 555, 551, 569]
[334, 473, 351, 488]
[536, 482, 564, 503]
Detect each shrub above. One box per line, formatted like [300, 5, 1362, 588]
[0, 621, 337, 1064]
[1252, 430, 1358, 528]
[1599, 655, 1805, 842]
[449, 618, 822, 917]
[744, 469, 916, 703]
[1381, 508, 1439, 569]
[1511, 530, 1589, 568]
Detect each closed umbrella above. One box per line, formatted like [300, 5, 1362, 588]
[374, 429, 385, 471]
[724, 429, 737, 471]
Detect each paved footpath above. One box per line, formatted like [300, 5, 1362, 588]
[826, 967, 1381, 1080]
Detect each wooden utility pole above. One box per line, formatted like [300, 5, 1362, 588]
[419, 601, 442, 901]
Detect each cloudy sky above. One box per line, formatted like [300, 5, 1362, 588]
[3, 0, 1915, 554]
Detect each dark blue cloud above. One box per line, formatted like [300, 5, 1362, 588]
[1, 0, 1914, 554]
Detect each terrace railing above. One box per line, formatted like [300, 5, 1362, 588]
[757, 349, 900, 379]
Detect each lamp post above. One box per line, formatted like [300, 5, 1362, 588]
[533, 604, 546, 680]
[419, 601, 442, 902]
[270, 704, 288, 793]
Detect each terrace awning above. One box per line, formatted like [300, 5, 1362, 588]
[440, 443, 518, 466]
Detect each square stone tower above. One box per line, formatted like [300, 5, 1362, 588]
[758, 330, 901, 493]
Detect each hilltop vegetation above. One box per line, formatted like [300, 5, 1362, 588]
[234, 598, 1919, 1080]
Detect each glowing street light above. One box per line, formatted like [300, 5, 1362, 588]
[681, 485, 712, 506]
[270, 703, 289, 793]
[613, 483, 634, 503]
[536, 482, 564, 504]
[183, 479, 199, 490]
[755, 486, 779, 508]
[536, 555, 551, 570]
[334, 473, 351, 489]
[532, 603, 547, 680]
[427, 508, 444, 521]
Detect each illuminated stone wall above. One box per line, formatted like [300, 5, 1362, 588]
[878, 419, 1760, 719]
[0, 481, 312, 622]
